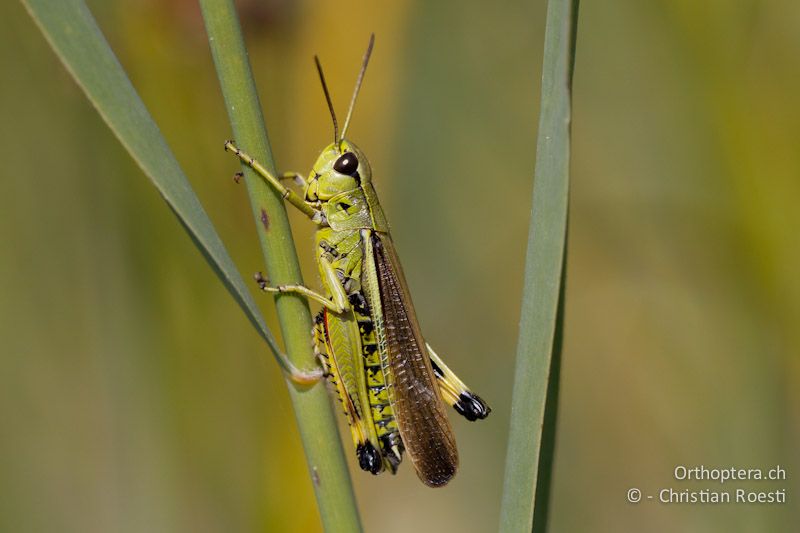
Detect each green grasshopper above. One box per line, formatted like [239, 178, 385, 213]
[226, 35, 489, 487]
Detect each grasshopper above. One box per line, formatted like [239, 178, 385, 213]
[226, 35, 489, 487]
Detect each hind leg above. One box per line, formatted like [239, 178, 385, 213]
[427, 344, 491, 421]
[314, 312, 383, 474]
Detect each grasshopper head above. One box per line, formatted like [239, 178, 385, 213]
[308, 35, 376, 204]
[305, 140, 371, 202]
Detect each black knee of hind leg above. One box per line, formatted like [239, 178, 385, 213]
[356, 442, 382, 474]
[454, 391, 492, 421]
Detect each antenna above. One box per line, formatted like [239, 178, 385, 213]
[340, 34, 375, 142]
[314, 55, 339, 146]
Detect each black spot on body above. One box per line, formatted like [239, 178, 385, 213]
[348, 292, 370, 314]
[363, 344, 377, 355]
[379, 434, 404, 472]
[319, 241, 339, 257]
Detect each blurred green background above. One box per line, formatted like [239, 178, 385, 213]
[1, 0, 798, 531]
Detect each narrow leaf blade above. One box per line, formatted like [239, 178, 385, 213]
[499, 0, 579, 531]
[21, 0, 292, 372]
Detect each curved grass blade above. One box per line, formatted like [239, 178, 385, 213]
[19, 0, 317, 381]
[499, 0, 579, 531]
[198, 1, 362, 530]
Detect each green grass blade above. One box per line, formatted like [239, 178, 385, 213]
[198, 1, 362, 531]
[499, 0, 579, 532]
[18, 0, 307, 377]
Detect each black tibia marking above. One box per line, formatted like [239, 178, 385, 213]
[454, 392, 492, 422]
[356, 442, 382, 474]
[348, 292, 370, 314]
[233, 171, 243, 183]
[254, 271, 268, 290]
[314, 310, 325, 325]
[260, 208, 269, 230]
[429, 359, 444, 378]
[319, 240, 339, 257]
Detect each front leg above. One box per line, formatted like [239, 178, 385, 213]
[224, 140, 318, 220]
[233, 171, 306, 188]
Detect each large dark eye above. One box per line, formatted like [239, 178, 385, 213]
[333, 152, 359, 176]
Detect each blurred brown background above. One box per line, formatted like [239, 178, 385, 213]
[1, 0, 798, 531]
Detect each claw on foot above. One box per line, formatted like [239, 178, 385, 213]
[287, 366, 325, 386]
[254, 271, 269, 291]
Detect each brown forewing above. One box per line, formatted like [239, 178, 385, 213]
[371, 232, 458, 487]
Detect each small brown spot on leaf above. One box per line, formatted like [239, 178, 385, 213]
[260, 208, 269, 231]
